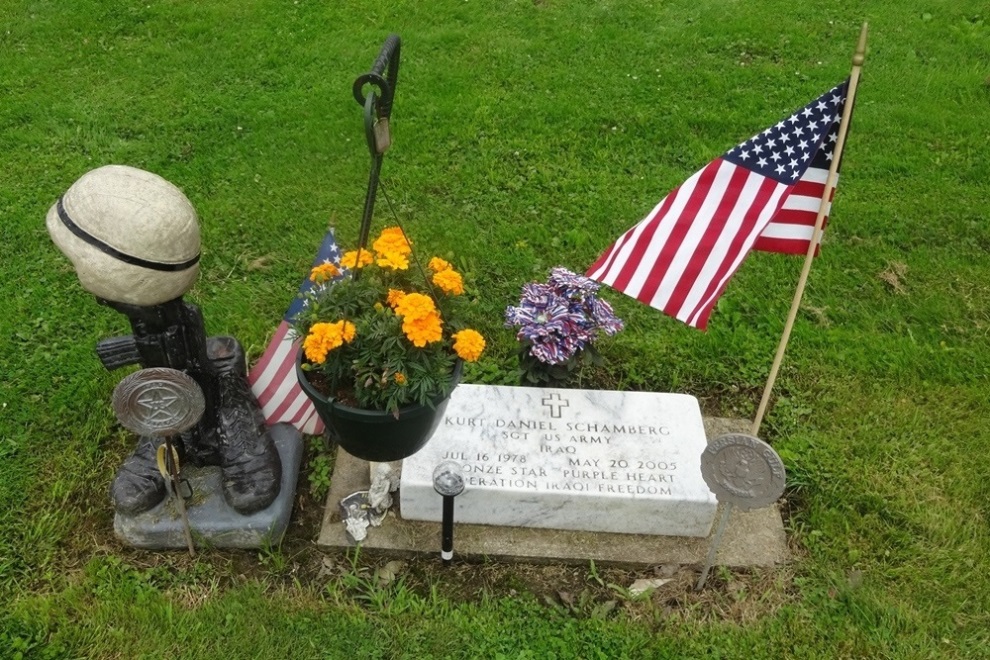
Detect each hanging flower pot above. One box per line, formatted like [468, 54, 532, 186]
[289, 40, 486, 462]
[290, 226, 485, 462]
[296, 352, 463, 462]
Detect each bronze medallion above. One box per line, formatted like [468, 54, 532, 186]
[700, 433, 786, 510]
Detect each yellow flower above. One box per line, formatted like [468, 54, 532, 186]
[309, 262, 340, 283]
[376, 249, 410, 271]
[340, 320, 356, 343]
[428, 257, 452, 273]
[302, 321, 356, 364]
[432, 268, 464, 296]
[394, 292, 436, 320]
[452, 329, 486, 362]
[373, 227, 412, 257]
[394, 372, 407, 385]
[402, 311, 443, 347]
[373, 228, 412, 271]
[340, 249, 373, 270]
[386, 289, 406, 308]
[302, 334, 329, 364]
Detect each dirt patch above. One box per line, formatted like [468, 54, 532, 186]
[307, 545, 797, 625]
[879, 261, 908, 294]
[281, 457, 797, 623]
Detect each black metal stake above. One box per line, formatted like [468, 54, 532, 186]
[441, 494, 455, 565]
[432, 460, 465, 567]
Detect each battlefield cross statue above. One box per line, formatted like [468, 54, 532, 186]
[47, 165, 283, 519]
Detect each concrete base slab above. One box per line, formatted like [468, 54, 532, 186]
[317, 418, 788, 568]
[115, 423, 304, 549]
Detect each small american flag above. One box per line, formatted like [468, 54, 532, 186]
[587, 80, 848, 329]
[249, 229, 342, 434]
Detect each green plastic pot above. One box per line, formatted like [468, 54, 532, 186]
[296, 352, 462, 462]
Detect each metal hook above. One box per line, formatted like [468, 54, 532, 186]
[352, 33, 400, 117]
[352, 36, 400, 268]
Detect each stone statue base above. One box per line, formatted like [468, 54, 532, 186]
[114, 424, 303, 549]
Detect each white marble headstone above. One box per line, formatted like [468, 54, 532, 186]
[400, 384, 717, 537]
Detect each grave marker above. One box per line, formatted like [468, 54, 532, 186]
[400, 384, 717, 537]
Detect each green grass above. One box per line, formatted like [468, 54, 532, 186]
[3, 0, 990, 657]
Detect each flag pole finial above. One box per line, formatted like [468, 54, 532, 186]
[853, 22, 869, 66]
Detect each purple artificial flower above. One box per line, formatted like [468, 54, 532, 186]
[505, 286, 586, 364]
[548, 267, 600, 296]
[506, 266, 624, 366]
[591, 297, 624, 336]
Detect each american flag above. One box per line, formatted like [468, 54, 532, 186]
[249, 229, 342, 434]
[587, 80, 848, 329]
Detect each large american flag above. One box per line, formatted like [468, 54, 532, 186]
[248, 230, 342, 434]
[587, 80, 848, 330]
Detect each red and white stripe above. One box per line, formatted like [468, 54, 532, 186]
[248, 321, 324, 435]
[587, 158, 799, 330]
[754, 167, 837, 255]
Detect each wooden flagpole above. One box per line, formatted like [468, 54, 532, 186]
[751, 23, 869, 438]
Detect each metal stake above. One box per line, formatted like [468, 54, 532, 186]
[695, 502, 734, 591]
[432, 461, 465, 566]
[440, 494, 455, 565]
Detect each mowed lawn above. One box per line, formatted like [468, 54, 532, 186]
[1, 0, 988, 657]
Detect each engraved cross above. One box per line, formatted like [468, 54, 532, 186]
[541, 393, 570, 418]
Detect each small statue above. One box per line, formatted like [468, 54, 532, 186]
[47, 165, 282, 517]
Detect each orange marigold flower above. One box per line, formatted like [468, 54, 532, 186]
[303, 321, 355, 364]
[402, 310, 443, 347]
[373, 227, 412, 257]
[309, 262, 340, 283]
[340, 320, 356, 343]
[340, 249, 373, 270]
[432, 268, 464, 296]
[452, 329, 486, 362]
[302, 333, 330, 365]
[394, 292, 436, 320]
[428, 257, 452, 273]
[376, 249, 410, 271]
[394, 372, 407, 385]
[386, 289, 406, 308]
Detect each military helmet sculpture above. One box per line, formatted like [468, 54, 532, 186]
[47, 165, 201, 306]
[47, 165, 282, 520]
